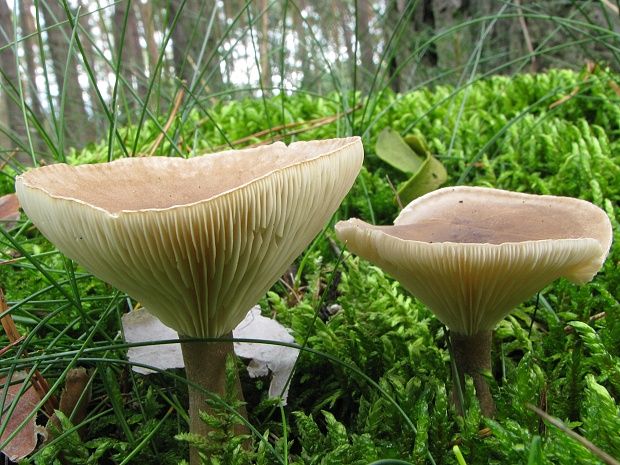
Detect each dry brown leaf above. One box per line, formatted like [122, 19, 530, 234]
[0, 194, 20, 229]
[0, 373, 44, 462]
[1, 298, 58, 415]
[46, 367, 92, 442]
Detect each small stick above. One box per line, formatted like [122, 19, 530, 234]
[0, 151, 16, 171]
[601, 0, 619, 15]
[608, 80, 620, 98]
[0, 334, 26, 356]
[515, 0, 535, 73]
[447, 427, 492, 448]
[526, 403, 620, 465]
[549, 63, 595, 109]
[202, 102, 363, 153]
[0, 257, 24, 266]
[564, 312, 606, 334]
[144, 85, 186, 157]
[199, 112, 332, 146]
[385, 175, 403, 211]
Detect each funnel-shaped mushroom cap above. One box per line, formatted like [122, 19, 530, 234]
[16, 137, 363, 338]
[335, 186, 613, 336]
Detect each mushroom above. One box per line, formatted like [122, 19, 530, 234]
[15, 137, 364, 463]
[335, 186, 613, 417]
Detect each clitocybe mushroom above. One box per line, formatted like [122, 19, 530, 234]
[15, 137, 364, 463]
[335, 186, 613, 417]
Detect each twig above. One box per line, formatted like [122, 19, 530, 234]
[278, 267, 304, 306]
[197, 111, 326, 144]
[538, 384, 548, 437]
[0, 257, 23, 266]
[447, 427, 492, 448]
[385, 175, 403, 211]
[527, 403, 620, 465]
[1, 287, 58, 415]
[607, 80, 620, 98]
[0, 151, 17, 172]
[0, 334, 26, 356]
[201, 102, 363, 153]
[241, 118, 336, 148]
[515, 0, 535, 73]
[143, 85, 186, 157]
[564, 312, 606, 334]
[327, 236, 341, 258]
[549, 62, 596, 109]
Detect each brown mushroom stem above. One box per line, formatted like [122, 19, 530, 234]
[450, 330, 495, 418]
[179, 332, 249, 464]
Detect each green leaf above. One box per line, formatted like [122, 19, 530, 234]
[396, 154, 448, 205]
[404, 135, 430, 158]
[376, 127, 425, 174]
[375, 127, 447, 205]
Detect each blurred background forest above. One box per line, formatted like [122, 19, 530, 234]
[0, 0, 619, 164]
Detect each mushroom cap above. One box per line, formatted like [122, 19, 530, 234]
[16, 137, 364, 338]
[335, 186, 613, 335]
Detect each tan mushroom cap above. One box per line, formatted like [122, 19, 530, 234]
[335, 186, 613, 336]
[16, 137, 364, 338]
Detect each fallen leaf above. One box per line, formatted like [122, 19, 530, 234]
[376, 127, 425, 174]
[0, 194, 20, 229]
[396, 153, 448, 204]
[404, 134, 430, 158]
[46, 367, 92, 442]
[375, 128, 448, 204]
[0, 373, 44, 462]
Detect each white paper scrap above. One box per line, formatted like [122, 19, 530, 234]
[121, 306, 300, 404]
[233, 307, 300, 405]
[121, 308, 184, 374]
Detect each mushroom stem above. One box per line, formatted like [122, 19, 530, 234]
[179, 332, 249, 464]
[449, 330, 495, 418]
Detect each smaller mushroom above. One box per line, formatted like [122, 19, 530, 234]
[335, 186, 613, 417]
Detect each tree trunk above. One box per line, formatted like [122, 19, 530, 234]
[355, 0, 376, 92]
[385, 0, 437, 93]
[77, 0, 101, 117]
[124, 2, 148, 103]
[138, 1, 161, 83]
[258, 0, 271, 95]
[0, 0, 30, 164]
[167, 0, 224, 94]
[113, 1, 148, 117]
[40, 0, 92, 149]
[19, 0, 48, 161]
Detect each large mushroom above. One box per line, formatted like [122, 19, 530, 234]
[335, 186, 613, 417]
[15, 137, 363, 463]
